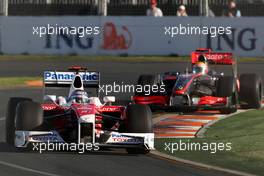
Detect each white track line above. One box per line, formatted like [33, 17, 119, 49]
[0, 160, 61, 176]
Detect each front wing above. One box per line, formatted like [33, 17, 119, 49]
[15, 130, 154, 151]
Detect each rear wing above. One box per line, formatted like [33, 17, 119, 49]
[44, 71, 100, 88]
[191, 49, 235, 65]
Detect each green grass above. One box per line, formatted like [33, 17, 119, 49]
[155, 109, 264, 175]
[0, 55, 263, 63]
[0, 55, 189, 62]
[0, 77, 42, 88]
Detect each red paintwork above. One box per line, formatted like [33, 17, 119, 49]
[195, 48, 212, 52]
[97, 106, 124, 113]
[191, 50, 235, 65]
[133, 95, 169, 106]
[163, 75, 177, 80]
[41, 102, 125, 131]
[41, 104, 59, 111]
[68, 66, 86, 72]
[71, 103, 97, 117]
[198, 96, 227, 105]
[70, 66, 82, 70]
[134, 95, 227, 107]
[42, 103, 124, 118]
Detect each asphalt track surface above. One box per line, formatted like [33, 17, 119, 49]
[0, 60, 263, 176]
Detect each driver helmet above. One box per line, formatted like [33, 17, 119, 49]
[68, 90, 89, 104]
[192, 61, 209, 74]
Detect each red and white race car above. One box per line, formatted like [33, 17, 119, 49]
[133, 48, 262, 114]
[6, 67, 154, 154]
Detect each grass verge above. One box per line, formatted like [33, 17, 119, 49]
[0, 55, 263, 63]
[0, 77, 42, 88]
[0, 55, 189, 62]
[155, 109, 264, 175]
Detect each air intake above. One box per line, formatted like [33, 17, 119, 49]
[73, 76, 82, 88]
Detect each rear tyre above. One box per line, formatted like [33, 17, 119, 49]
[216, 76, 235, 97]
[5, 97, 32, 145]
[136, 74, 161, 96]
[239, 74, 262, 109]
[126, 104, 152, 154]
[137, 74, 159, 87]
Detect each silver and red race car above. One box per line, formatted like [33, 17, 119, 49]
[133, 48, 263, 114]
[6, 67, 154, 154]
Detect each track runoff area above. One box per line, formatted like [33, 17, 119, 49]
[153, 104, 264, 139]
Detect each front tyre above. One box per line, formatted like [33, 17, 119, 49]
[126, 104, 152, 133]
[5, 97, 32, 145]
[126, 104, 152, 154]
[15, 101, 43, 151]
[220, 92, 238, 114]
[16, 101, 43, 131]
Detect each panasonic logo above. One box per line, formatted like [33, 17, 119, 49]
[44, 71, 99, 81]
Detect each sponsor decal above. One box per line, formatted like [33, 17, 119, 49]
[207, 28, 257, 51]
[110, 134, 143, 143]
[29, 134, 62, 142]
[44, 26, 96, 50]
[101, 22, 132, 50]
[44, 71, 99, 82]
[41, 105, 57, 110]
[100, 107, 122, 112]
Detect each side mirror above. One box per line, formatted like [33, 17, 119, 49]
[103, 96, 116, 104]
[44, 95, 56, 102]
[57, 96, 67, 105]
[89, 97, 102, 106]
